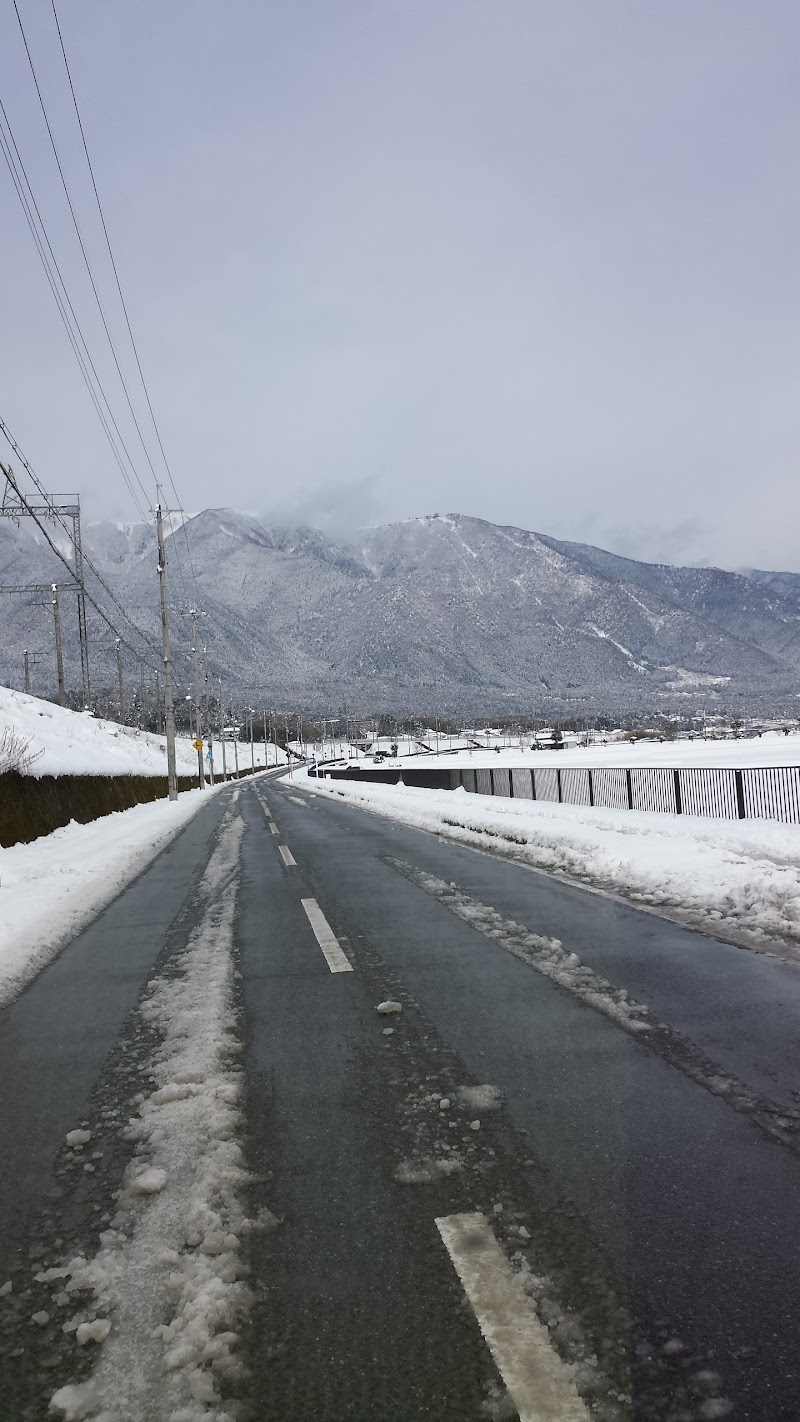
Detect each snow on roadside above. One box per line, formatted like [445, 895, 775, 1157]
[300, 775, 800, 947]
[49, 809, 253, 1422]
[0, 784, 226, 1009]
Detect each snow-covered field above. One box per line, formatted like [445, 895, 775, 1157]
[300, 774, 800, 950]
[367, 732, 800, 772]
[0, 686, 287, 778]
[0, 785, 229, 1008]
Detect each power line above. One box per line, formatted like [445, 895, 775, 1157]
[48, 0, 202, 611]
[12, 0, 158, 514]
[0, 415, 162, 669]
[0, 101, 150, 522]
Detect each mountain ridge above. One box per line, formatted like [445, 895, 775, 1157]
[1, 508, 799, 716]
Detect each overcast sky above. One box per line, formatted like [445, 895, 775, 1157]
[1, 1, 799, 570]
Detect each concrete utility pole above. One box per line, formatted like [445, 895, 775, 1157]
[24, 648, 30, 694]
[219, 681, 228, 782]
[249, 709, 255, 771]
[189, 609, 206, 788]
[52, 585, 65, 706]
[263, 709, 268, 768]
[115, 637, 125, 723]
[233, 708, 240, 777]
[155, 501, 178, 801]
[203, 648, 214, 785]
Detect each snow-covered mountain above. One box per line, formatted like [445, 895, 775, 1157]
[2, 509, 799, 715]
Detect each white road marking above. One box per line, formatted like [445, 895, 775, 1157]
[435, 1213, 589, 1422]
[269, 823, 279, 835]
[301, 898, 354, 974]
[278, 844, 297, 866]
[287, 794, 307, 807]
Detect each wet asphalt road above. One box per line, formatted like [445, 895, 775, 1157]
[2, 774, 800, 1420]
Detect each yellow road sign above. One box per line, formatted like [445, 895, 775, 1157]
[193, 739, 204, 751]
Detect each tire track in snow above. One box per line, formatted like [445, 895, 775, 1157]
[386, 857, 800, 1157]
[48, 809, 255, 1422]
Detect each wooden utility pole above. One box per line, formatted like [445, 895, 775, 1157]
[52, 584, 66, 706]
[115, 637, 125, 722]
[155, 501, 178, 801]
[24, 648, 30, 694]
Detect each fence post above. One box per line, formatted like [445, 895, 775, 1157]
[735, 768, 746, 820]
[508, 771, 514, 798]
[626, 768, 633, 810]
[531, 768, 537, 801]
[490, 768, 495, 797]
[556, 767, 562, 803]
[673, 768, 682, 815]
[588, 768, 594, 807]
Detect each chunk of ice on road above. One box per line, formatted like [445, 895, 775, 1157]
[469, 1119, 481, 1131]
[31, 1310, 50, 1325]
[0, 1280, 12, 1296]
[129, 1166, 168, 1196]
[65, 1129, 91, 1148]
[457, 1084, 503, 1112]
[76, 1318, 111, 1346]
[48, 1382, 99, 1419]
[376, 1000, 403, 1015]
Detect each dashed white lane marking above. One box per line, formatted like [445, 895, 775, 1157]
[300, 898, 354, 974]
[268, 822, 279, 835]
[435, 1214, 589, 1422]
[278, 844, 297, 866]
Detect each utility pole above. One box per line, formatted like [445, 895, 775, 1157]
[203, 648, 214, 785]
[155, 501, 178, 801]
[189, 609, 206, 788]
[52, 584, 65, 707]
[219, 681, 228, 782]
[233, 705, 240, 776]
[263, 709, 268, 768]
[24, 648, 30, 694]
[249, 708, 255, 771]
[115, 638, 125, 723]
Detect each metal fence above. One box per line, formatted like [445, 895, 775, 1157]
[309, 760, 800, 824]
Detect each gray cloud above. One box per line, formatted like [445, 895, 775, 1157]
[1, 1, 799, 571]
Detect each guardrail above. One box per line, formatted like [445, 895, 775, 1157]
[308, 762, 800, 824]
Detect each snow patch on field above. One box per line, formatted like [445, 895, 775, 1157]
[0, 787, 226, 1008]
[303, 775, 800, 947]
[49, 812, 252, 1421]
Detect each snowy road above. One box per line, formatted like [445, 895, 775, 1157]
[2, 778, 800, 1420]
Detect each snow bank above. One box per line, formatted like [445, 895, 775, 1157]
[0, 785, 226, 1008]
[301, 775, 800, 947]
[0, 685, 287, 778]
